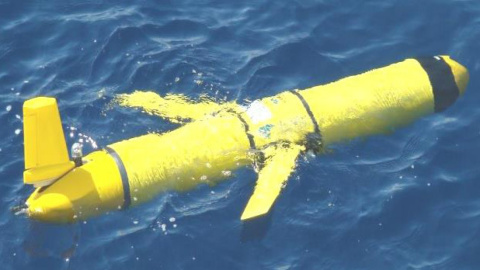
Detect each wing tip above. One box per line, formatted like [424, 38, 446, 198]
[240, 201, 269, 221]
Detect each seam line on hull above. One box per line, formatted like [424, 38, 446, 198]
[235, 113, 257, 150]
[289, 90, 321, 134]
[105, 146, 131, 209]
[225, 109, 257, 149]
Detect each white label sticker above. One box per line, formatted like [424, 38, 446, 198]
[245, 100, 272, 124]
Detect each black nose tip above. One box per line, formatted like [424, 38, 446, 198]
[415, 56, 460, 113]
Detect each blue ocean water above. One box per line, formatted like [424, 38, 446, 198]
[1, 0, 480, 269]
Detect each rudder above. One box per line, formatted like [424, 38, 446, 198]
[23, 97, 74, 187]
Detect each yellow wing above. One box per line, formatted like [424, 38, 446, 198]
[241, 143, 303, 220]
[114, 91, 235, 123]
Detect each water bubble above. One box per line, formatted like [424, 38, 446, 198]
[175, 77, 180, 83]
[169, 217, 175, 223]
[200, 175, 207, 181]
[173, 224, 177, 228]
[14, 129, 21, 135]
[133, 220, 139, 225]
[6, 105, 12, 112]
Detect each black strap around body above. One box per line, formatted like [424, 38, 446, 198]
[105, 146, 131, 209]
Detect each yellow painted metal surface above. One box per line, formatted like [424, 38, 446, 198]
[241, 143, 304, 220]
[27, 151, 124, 222]
[108, 112, 252, 206]
[23, 97, 74, 185]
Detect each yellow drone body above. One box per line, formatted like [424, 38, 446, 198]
[22, 56, 469, 223]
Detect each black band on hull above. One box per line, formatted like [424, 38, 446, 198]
[290, 90, 321, 134]
[225, 109, 257, 150]
[416, 57, 459, 113]
[236, 113, 257, 150]
[105, 146, 131, 209]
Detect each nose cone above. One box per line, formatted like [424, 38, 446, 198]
[27, 193, 75, 223]
[442, 55, 469, 95]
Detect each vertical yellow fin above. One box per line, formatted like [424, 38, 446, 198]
[23, 97, 74, 186]
[241, 144, 303, 221]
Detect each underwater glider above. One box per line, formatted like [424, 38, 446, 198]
[20, 56, 468, 223]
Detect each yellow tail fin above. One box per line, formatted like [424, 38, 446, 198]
[23, 97, 74, 187]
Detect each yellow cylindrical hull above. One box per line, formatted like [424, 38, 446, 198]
[25, 56, 468, 223]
